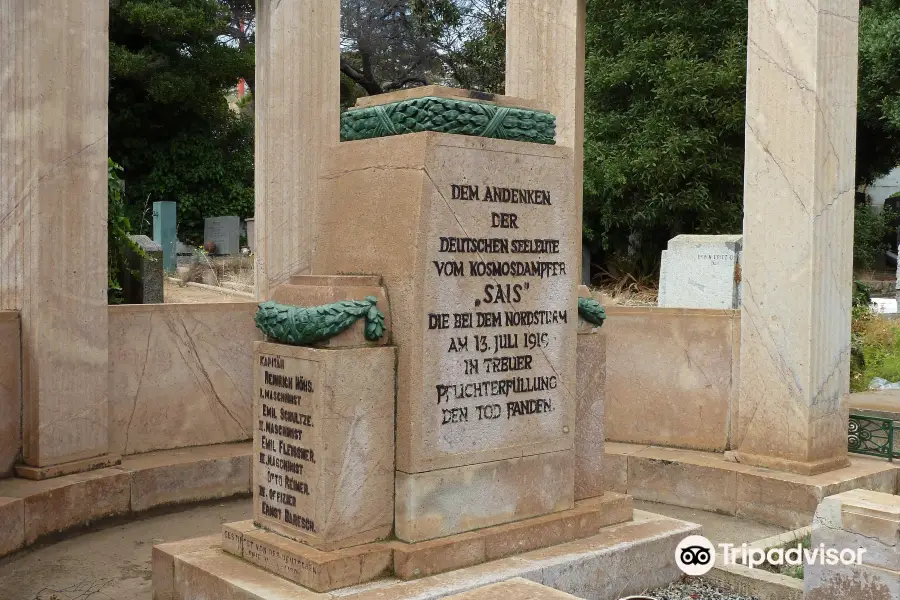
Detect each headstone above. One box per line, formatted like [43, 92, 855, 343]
[121, 235, 163, 304]
[204, 216, 241, 255]
[152, 201, 177, 273]
[658, 235, 743, 309]
[246, 218, 255, 252]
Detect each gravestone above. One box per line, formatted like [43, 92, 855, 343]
[658, 235, 743, 309]
[152, 201, 177, 273]
[204, 216, 240, 255]
[122, 235, 163, 304]
[246, 218, 255, 252]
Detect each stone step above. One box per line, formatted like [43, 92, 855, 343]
[0, 442, 251, 558]
[154, 510, 700, 600]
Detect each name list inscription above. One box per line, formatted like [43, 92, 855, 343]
[426, 182, 572, 451]
[255, 354, 320, 538]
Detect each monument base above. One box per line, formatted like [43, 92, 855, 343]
[153, 509, 699, 600]
[606, 443, 899, 529]
[15, 453, 122, 480]
[219, 493, 633, 592]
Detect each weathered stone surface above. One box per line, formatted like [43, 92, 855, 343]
[575, 328, 605, 500]
[0, 311, 20, 477]
[152, 535, 221, 600]
[108, 303, 260, 455]
[658, 235, 743, 309]
[255, 0, 339, 299]
[204, 216, 241, 255]
[158, 512, 700, 600]
[390, 493, 631, 580]
[15, 453, 121, 481]
[354, 86, 549, 112]
[0, 497, 24, 557]
[628, 450, 739, 514]
[224, 523, 392, 592]
[272, 276, 391, 348]
[604, 307, 738, 452]
[806, 490, 900, 600]
[737, 0, 858, 474]
[123, 234, 164, 304]
[0, 468, 130, 545]
[444, 578, 583, 599]
[122, 444, 251, 512]
[2, 0, 111, 469]
[395, 451, 575, 543]
[253, 342, 395, 550]
[316, 133, 576, 475]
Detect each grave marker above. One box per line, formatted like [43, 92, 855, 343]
[152, 201, 177, 273]
[204, 216, 241, 255]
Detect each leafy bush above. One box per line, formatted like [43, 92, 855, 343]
[850, 289, 900, 391]
[854, 201, 898, 269]
[108, 159, 143, 304]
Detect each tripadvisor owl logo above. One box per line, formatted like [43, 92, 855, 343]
[675, 535, 717, 575]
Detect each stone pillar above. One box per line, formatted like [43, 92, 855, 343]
[254, 0, 340, 300]
[0, 1, 113, 472]
[736, 0, 858, 474]
[506, 0, 586, 277]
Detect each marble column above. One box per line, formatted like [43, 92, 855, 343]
[0, 1, 112, 469]
[736, 0, 858, 475]
[254, 0, 340, 300]
[505, 0, 587, 281]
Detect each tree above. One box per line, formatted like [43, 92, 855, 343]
[109, 0, 255, 245]
[583, 0, 748, 273]
[858, 0, 900, 186]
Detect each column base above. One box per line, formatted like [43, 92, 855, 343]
[731, 451, 851, 476]
[15, 453, 122, 481]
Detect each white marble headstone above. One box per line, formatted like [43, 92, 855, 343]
[658, 235, 743, 309]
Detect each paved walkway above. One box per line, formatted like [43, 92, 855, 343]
[0, 498, 787, 600]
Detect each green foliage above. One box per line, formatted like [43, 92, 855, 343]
[854, 203, 898, 269]
[851, 306, 900, 392]
[443, 0, 506, 93]
[858, 0, 900, 184]
[108, 159, 143, 304]
[583, 0, 748, 271]
[109, 0, 255, 245]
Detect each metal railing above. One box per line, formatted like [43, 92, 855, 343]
[848, 413, 897, 462]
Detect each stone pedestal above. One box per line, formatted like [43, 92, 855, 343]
[315, 130, 578, 542]
[737, 0, 859, 475]
[1, 0, 112, 472]
[249, 342, 396, 551]
[805, 489, 900, 599]
[576, 306, 605, 501]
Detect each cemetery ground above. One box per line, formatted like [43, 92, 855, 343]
[0, 499, 783, 600]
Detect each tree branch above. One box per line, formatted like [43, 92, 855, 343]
[340, 57, 383, 95]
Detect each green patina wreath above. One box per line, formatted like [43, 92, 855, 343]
[341, 96, 556, 144]
[254, 296, 386, 346]
[578, 297, 606, 327]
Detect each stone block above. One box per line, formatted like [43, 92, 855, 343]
[575, 329, 605, 500]
[122, 234, 164, 304]
[316, 134, 578, 476]
[0, 468, 131, 545]
[108, 303, 260, 455]
[153, 201, 178, 273]
[271, 275, 391, 348]
[152, 534, 221, 600]
[604, 307, 737, 452]
[390, 493, 631, 579]
[15, 453, 121, 480]
[444, 578, 583, 599]
[228, 525, 393, 592]
[253, 342, 396, 551]
[602, 452, 628, 494]
[204, 216, 241, 255]
[628, 450, 738, 514]
[0, 311, 20, 477]
[0, 497, 24, 557]
[658, 235, 742, 309]
[395, 450, 575, 543]
[122, 444, 251, 512]
[353, 86, 549, 111]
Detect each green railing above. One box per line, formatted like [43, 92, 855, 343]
[848, 413, 897, 462]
